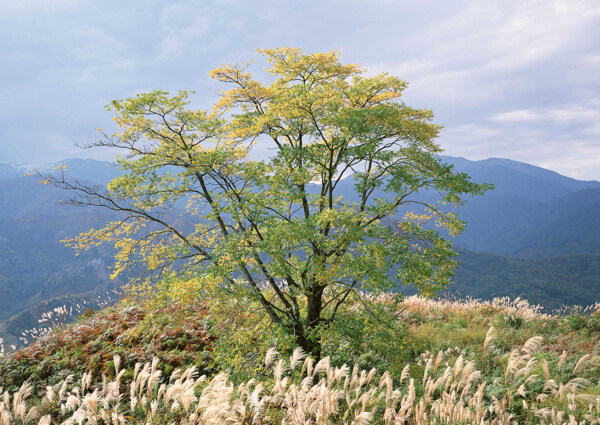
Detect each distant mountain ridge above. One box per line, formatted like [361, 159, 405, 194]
[453, 188, 600, 256]
[443, 158, 600, 257]
[0, 155, 599, 345]
[325, 155, 600, 258]
[0, 158, 122, 185]
[2, 156, 599, 258]
[440, 156, 600, 201]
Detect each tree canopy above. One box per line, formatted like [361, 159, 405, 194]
[47, 48, 489, 356]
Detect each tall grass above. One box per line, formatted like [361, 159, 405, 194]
[1, 328, 598, 424]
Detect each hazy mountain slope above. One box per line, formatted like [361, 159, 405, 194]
[53, 158, 123, 184]
[0, 160, 120, 219]
[454, 188, 600, 257]
[0, 163, 22, 180]
[511, 188, 600, 258]
[447, 250, 600, 311]
[0, 164, 120, 328]
[437, 157, 600, 257]
[0, 177, 68, 218]
[332, 156, 600, 257]
[451, 194, 543, 254]
[0, 158, 121, 184]
[0, 161, 192, 344]
[332, 157, 600, 308]
[0, 211, 115, 319]
[441, 156, 600, 201]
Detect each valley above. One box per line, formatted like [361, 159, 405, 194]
[0, 156, 599, 345]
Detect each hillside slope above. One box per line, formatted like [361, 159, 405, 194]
[1, 156, 600, 345]
[449, 251, 600, 310]
[454, 188, 600, 256]
[0, 295, 598, 424]
[440, 156, 600, 201]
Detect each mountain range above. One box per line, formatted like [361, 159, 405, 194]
[0, 156, 599, 344]
[440, 156, 600, 257]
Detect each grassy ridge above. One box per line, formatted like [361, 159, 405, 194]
[0, 295, 599, 423]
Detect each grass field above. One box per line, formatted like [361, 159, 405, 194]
[0, 295, 599, 424]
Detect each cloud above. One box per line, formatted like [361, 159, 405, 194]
[0, 0, 598, 179]
[367, 1, 600, 107]
[361, 0, 600, 179]
[491, 104, 600, 123]
[440, 101, 600, 180]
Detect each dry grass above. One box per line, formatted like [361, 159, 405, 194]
[399, 295, 552, 321]
[1, 329, 599, 424]
[1, 295, 599, 424]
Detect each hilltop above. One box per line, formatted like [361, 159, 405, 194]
[0, 294, 598, 423]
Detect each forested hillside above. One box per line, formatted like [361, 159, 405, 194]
[449, 250, 600, 310]
[0, 162, 125, 345]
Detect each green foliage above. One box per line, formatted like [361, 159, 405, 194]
[503, 313, 524, 329]
[148, 275, 410, 382]
[319, 293, 409, 375]
[589, 312, 600, 332]
[564, 311, 600, 333]
[205, 289, 411, 381]
[566, 313, 588, 331]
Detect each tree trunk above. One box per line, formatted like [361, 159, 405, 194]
[294, 329, 321, 361]
[296, 284, 325, 360]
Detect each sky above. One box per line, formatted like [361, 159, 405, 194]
[1, 0, 599, 179]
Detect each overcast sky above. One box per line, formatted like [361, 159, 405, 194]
[1, 0, 599, 179]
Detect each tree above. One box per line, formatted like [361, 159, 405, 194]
[46, 48, 489, 357]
